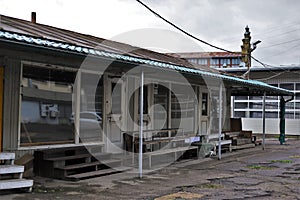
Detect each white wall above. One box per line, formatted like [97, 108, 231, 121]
[242, 118, 300, 135]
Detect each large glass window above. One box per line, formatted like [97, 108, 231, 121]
[198, 58, 208, 65]
[210, 58, 219, 68]
[250, 111, 262, 118]
[220, 58, 230, 66]
[232, 58, 241, 65]
[188, 58, 198, 64]
[235, 96, 248, 100]
[266, 112, 278, 118]
[234, 111, 245, 118]
[296, 83, 300, 91]
[235, 102, 247, 109]
[79, 72, 103, 142]
[20, 65, 76, 146]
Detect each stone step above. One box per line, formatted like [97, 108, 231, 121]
[0, 179, 33, 191]
[0, 165, 24, 175]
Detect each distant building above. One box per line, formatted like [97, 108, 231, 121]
[167, 52, 243, 68]
[168, 26, 299, 136]
[221, 66, 300, 135]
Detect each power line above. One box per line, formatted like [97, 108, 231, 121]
[136, 0, 300, 77]
[135, 0, 237, 54]
[260, 38, 300, 49]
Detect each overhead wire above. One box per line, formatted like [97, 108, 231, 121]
[135, 0, 237, 54]
[136, 0, 300, 78]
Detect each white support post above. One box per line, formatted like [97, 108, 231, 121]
[262, 92, 266, 150]
[218, 81, 222, 160]
[75, 70, 81, 144]
[139, 71, 144, 178]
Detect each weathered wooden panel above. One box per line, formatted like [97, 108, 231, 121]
[2, 58, 21, 151]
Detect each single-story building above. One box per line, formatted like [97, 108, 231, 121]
[0, 14, 293, 178]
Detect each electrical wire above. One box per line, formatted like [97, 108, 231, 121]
[136, 0, 238, 54]
[136, 0, 300, 78]
[260, 38, 300, 49]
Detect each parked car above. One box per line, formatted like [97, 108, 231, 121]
[69, 112, 103, 141]
[69, 111, 102, 130]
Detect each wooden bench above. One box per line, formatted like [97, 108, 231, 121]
[208, 134, 232, 155]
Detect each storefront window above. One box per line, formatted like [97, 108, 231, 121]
[20, 65, 76, 146]
[79, 72, 103, 142]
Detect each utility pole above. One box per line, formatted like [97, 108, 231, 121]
[241, 26, 261, 79]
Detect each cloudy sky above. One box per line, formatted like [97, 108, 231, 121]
[1, 0, 300, 66]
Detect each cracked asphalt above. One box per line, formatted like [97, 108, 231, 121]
[1, 139, 300, 200]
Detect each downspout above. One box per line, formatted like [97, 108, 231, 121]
[279, 95, 294, 145]
[262, 92, 266, 150]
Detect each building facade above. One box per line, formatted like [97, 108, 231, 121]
[168, 52, 242, 68]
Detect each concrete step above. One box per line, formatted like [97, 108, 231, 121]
[0, 153, 15, 164]
[0, 165, 24, 175]
[0, 179, 33, 191]
[55, 159, 121, 171]
[66, 166, 132, 181]
[231, 143, 255, 150]
[45, 153, 91, 161]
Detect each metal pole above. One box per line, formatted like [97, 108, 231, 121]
[75, 70, 81, 144]
[218, 81, 222, 160]
[139, 71, 144, 178]
[262, 92, 266, 150]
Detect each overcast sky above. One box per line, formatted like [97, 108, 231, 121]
[1, 0, 300, 66]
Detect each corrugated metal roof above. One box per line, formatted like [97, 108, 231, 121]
[0, 14, 293, 96]
[0, 29, 293, 96]
[0, 14, 199, 70]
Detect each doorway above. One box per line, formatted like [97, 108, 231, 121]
[106, 78, 124, 153]
[200, 90, 209, 137]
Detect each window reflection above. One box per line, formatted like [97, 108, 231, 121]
[20, 65, 75, 146]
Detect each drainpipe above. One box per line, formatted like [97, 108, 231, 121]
[262, 92, 266, 150]
[279, 95, 294, 145]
